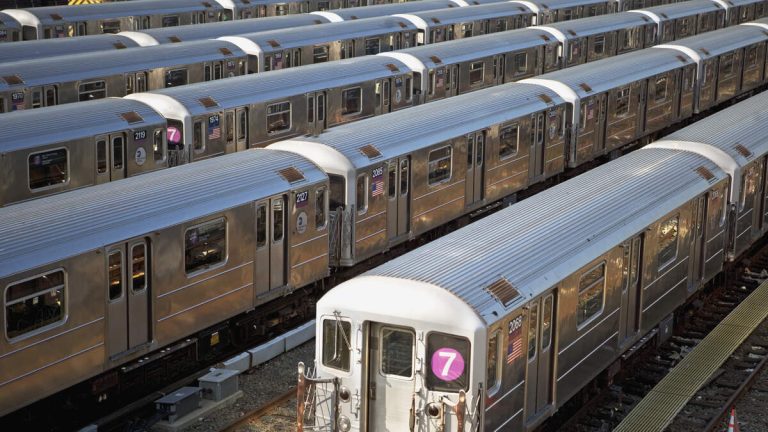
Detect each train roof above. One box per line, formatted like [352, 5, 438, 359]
[120, 14, 329, 45]
[0, 40, 246, 90]
[524, 48, 690, 99]
[0, 149, 326, 279]
[271, 83, 564, 171]
[219, 16, 418, 53]
[395, 2, 532, 24]
[0, 34, 140, 63]
[537, 11, 652, 40]
[127, 56, 411, 117]
[0, 12, 20, 30]
[0, 98, 166, 153]
[629, 0, 723, 21]
[316, 0, 462, 20]
[383, 27, 552, 69]
[1, 0, 225, 26]
[508, 0, 609, 11]
[714, 0, 765, 7]
[658, 24, 768, 60]
[363, 148, 725, 324]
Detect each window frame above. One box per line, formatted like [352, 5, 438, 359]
[486, 329, 503, 395]
[615, 86, 631, 117]
[321, 317, 353, 373]
[27, 147, 70, 192]
[130, 242, 148, 294]
[654, 75, 668, 103]
[356, 174, 369, 215]
[107, 249, 124, 302]
[5, 268, 68, 342]
[657, 214, 679, 270]
[341, 87, 363, 116]
[315, 187, 328, 230]
[78, 80, 107, 101]
[379, 325, 416, 379]
[499, 124, 520, 160]
[184, 217, 228, 277]
[427, 145, 453, 187]
[469, 60, 485, 86]
[266, 101, 292, 135]
[576, 261, 606, 329]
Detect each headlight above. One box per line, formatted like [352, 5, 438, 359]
[339, 386, 351, 403]
[339, 415, 352, 432]
[427, 403, 441, 418]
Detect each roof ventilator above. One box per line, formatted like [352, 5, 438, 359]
[485, 277, 521, 307]
[278, 167, 306, 183]
[385, 63, 400, 72]
[538, 93, 554, 105]
[120, 111, 144, 124]
[429, 55, 443, 64]
[695, 166, 715, 182]
[168, 36, 182, 43]
[219, 47, 233, 56]
[50, 13, 63, 21]
[734, 144, 752, 158]
[113, 42, 127, 49]
[267, 39, 281, 48]
[579, 82, 593, 92]
[359, 144, 383, 160]
[3, 75, 23, 85]
[199, 97, 219, 108]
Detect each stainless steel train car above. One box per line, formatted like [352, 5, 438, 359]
[0, 12, 20, 43]
[0, 99, 168, 207]
[631, 0, 728, 42]
[2, 21, 768, 422]
[0, 40, 248, 112]
[0, 34, 141, 64]
[1, 0, 234, 40]
[0, 149, 330, 418]
[303, 93, 768, 432]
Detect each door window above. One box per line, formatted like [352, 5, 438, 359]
[486, 330, 502, 393]
[541, 295, 553, 351]
[97, 139, 107, 173]
[108, 250, 123, 301]
[380, 327, 414, 378]
[577, 262, 605, 326]
[315, 188, 327, 229]
[112, 136, 124, 170]
[388, 163, 397, 199]
[426, 332, 471, 392]
[528, 304, 538, 360]
[131, 243, 147, 293]
[273, 199, 284, 242]
[256, 204, 267, 248]
[399, 159, 409, 196]
[322, 318, 352, 371]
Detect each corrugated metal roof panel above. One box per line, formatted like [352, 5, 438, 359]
[405, 2, 531, 22]
[9, 0, 223, 23]
[366, 148, 724, 323]
[324, 0, 459, 20]
[0, 149, 326, 279]
[542, 11, 650, 36]
[635, 0, 723, 19]
[0, 34, 141, 63]
[660, 25, 768, 58]
[0, 98, 166, 153]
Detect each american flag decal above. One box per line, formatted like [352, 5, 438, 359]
[371, 179, 384, 196]
[208, 115, 221, 140]
[507, 316, 523, 364]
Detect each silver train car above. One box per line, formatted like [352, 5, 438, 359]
[2, 21, 768, 421]
[0, 40, 249, 112]
[0, 34, 141, 64]
[0, 11, 21, 43]
[302, 90, 768, 431]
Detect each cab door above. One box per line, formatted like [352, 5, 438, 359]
[106, 238, 152, 358]
[465, 132, 485, 207]
[386, 157, 410, 241]
[306, 91, 327, 136]
[524, 294, 556, 425]
[366, 322, 416, 431]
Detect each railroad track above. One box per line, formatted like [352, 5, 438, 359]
[220, 389, 296, 432]
[541, 241, 768, 432]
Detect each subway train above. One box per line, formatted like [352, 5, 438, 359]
[1, 19, 767, 420]
[301, 88, 768, 432]
[0, 0, 646, 111]
[0, 0, 411, 41]
[2, 7, 764, 207]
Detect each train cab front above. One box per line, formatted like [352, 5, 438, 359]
[298, 276, 486, 432]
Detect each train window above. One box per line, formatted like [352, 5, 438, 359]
[126, 75, 135, 94]
[214, 63, 223, 80]
[486, 330, 502, 393]
[313, 46, 329, 63]
[29, 148, 68, 190]
[383, 81, 390, 106]
[316, 188, 327, 229]
[654, 76, 667, 103]
[193, 121, 204, 152]
[307, 97, 314, 123]
[513, 52, 527, 76]
[32, 90, 41, 109]
[365, 37, 380, 55]
[426, 332, 471, 392]
[405, 77, 413, 102]
[45, 87, 57, 106]
[741, 168, 759, 210]
[388, 164, 396, 199]
[720, 53, 734, 75]
[341, 88, 362, 116]
[428, 146, 452, 186]
[593, 35, 605, 55]
[153, 129, 165, 162]
[273, 199, 284, 243]
[499, 124, 519, 159]
[528, 304, 538, 360]
[563, 9, 574, 21]
[400, 159, 409, 196]
[108, 250, 123, 301]
[381, 327, 415, 378]
[469, 61, 484, 86]
[467, 135, 474, 168]
[0, 97, 4, 113]
[276, 4, 288, 16]
[577, 262, 605, 327]
[131, 243, 147, 293]
[205, 65, 211, 82]
[5, 269, 66, 340]
[495, 19, 507, 33]
[322, 318, 351, 371]
[428, 71, 435, 96]
[657, 215, 679, 270]
[185, 218, 227, 275]
[101, 20, 121, 34]
[747, 46, 758, 67]
[112, 136, 124, 170]
[165, 69, 188, 88]
[461, 23, 472, 38]
[615, 86, 631, 117]
[136, 73, 147, 93]
[79, 81, 106, 101]
[542, 295, 553, 351]
[267, 102, 291, 134]
[97, 140, 107, 173]
[318, 1, 330, 11]
[226, 112, 235, 144]
[356, 174, 368, 215]
[162, 16, 180, 27]
[238, 110, 247, 142]
[256, 204, 267, 248]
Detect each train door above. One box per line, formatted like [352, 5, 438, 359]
[307, 91, 327, 135]
[524, 293, 556, 425]
[365, 322, 416, 431]
[386, 157, 410, 240]
[255, 197, 287, 295]
[447, 64, 459, 97]
[689, 196, 707, 290]
[235, 107, 248, 151]
[493, 54, 505, 85]
[94, 133, 127, 183]
[106, 238, 151, 357]
[465, 132, 485, 206]
[375, 79, 391, 115]
[529, 111, 546, 182]
[619, 235, 643, 346]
